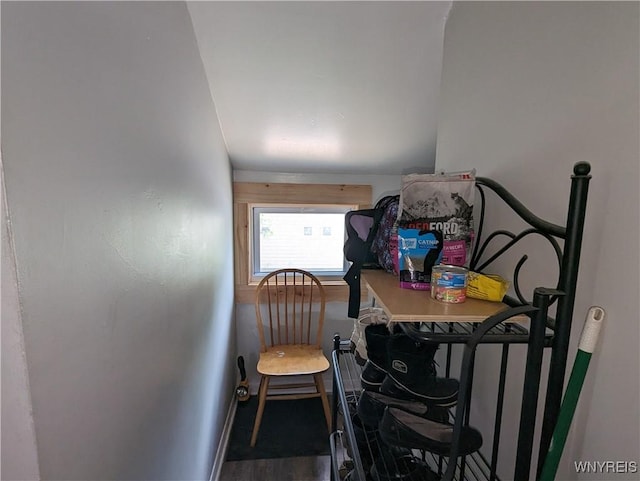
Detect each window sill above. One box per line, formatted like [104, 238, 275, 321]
[234, 280, 368, 304]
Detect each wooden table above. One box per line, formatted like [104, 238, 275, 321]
[362, 270, 526, 323]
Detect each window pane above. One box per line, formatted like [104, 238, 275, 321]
[256, 211, 346, 274]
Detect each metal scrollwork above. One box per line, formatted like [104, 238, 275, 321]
[470, 183, 566, 307]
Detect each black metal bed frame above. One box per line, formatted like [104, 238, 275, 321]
[330, 162, 592, 481]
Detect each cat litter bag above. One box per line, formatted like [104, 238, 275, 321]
[398, 228, 443, 290]
[397, 170, 476, 266]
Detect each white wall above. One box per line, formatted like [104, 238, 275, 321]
[436, 2, 639, 480]
[2, 2, 235, 480]
[233, 170, 402, 390]
[1, 161, 41, 481]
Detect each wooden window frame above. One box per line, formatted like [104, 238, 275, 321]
[234, 182, 372, 303]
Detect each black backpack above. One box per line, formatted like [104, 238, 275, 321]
[343, 195, 399, 318]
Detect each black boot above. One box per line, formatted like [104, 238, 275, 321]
[379, 407, 483, 457]
[357, 390, 450, 429]
[381, 334, 459, 407]
[360, 323, 390, 391]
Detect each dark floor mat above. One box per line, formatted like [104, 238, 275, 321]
[225, 396, 330, 461]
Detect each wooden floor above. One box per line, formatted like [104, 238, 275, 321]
[219, 455, 331, 481]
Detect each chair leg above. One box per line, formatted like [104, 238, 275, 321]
[314, 373, 332, 432]
[250, 375, 270, 447]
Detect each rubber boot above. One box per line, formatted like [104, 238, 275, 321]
[360, 323, 390, 391]
[379, 407, 483, 457]
[381, 334, 459, 407]
[357, 390, 449, 429]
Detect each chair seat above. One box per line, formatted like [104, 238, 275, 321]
[257, 345, 330, 376]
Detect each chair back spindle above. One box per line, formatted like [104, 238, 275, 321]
[255, 269, 326, 350]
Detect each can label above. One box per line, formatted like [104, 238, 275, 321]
[434, 271, 467, 288]
[431, 265, 468, 303]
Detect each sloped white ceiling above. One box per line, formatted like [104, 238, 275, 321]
[188, 1, 452, 174]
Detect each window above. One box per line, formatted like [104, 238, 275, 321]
[233, 182, 371, 303]
[252, 205, 351, 276]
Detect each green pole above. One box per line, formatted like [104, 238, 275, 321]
[539, 306, 606, 481]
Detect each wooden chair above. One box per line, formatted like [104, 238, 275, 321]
[250, 268, 332, 447]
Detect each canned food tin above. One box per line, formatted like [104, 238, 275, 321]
[431, 265, 469, 303]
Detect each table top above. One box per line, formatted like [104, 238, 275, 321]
[362, 270, 526, 323]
